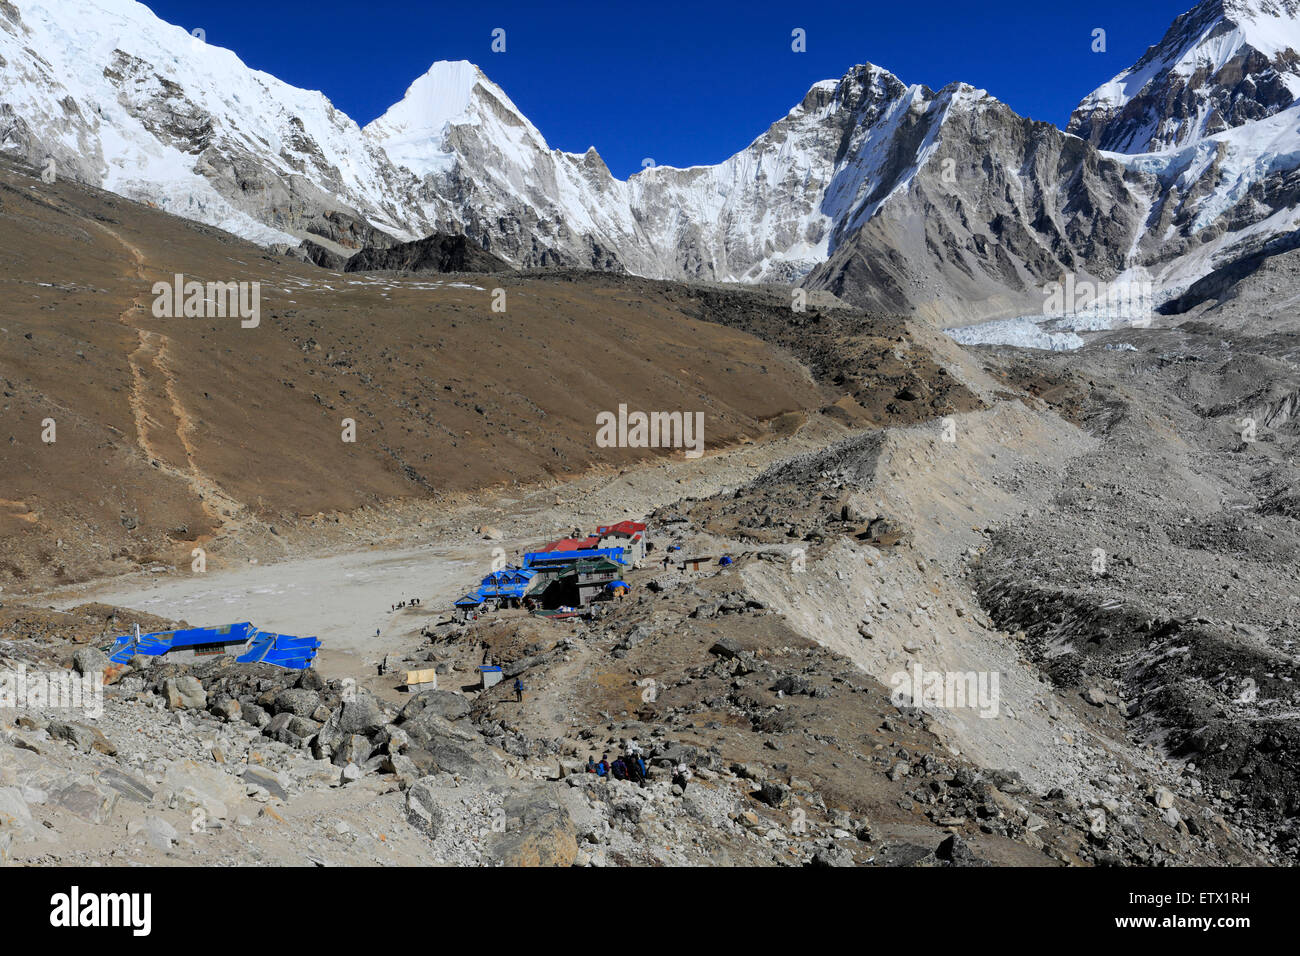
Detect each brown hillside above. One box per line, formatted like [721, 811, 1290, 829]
[0, 156, 974, 590]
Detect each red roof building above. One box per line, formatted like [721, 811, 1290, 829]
[596, 521, 647, 536]
[538, 536, 600, 552]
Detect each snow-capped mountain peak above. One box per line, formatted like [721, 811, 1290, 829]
[0, 0, 442, 246]
[1070, 0, 1300, 152]
[7, 0, 1300, 325]
[363, 60, 549, 177]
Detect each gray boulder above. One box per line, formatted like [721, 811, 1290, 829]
[337, 694, 386, 736]
[163, 676, 207, 710]
[709, 637, 742, 659]
[49, 777, 118, 824]
[400, 708, 476, 752]
[488, 791, 578, 867]
[936, 833, 987, 866]
[809, 847, 855, 867]
[211, 698, 242, 722]
[399, 689, 469, 723]
[265, 712, 301, 746]
[334, 734, 374, 767]
[242, 702, 270, 728]
[242, 766, 290, 801]
[755, 781, 790, 808]
[0, 787, 33, 831]
[97, 768, 154, 804]
[272, 687, 321, 718]
[144, 816, 177, 851]
[72, 646, 108, 676]
[48, 720, 116, 755]
[405, 778, 447, 838]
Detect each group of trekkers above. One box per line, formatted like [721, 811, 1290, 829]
[587, 745, 647, 787]
[584, 739, 693, 791]
[391, 598, 421, 611]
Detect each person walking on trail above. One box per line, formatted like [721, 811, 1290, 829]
[673, 760, 692, 791]
[514, 676, 523, 702]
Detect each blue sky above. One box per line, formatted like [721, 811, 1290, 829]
[145, 0, 1192, 177]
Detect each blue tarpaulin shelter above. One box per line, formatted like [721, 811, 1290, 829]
[108, 622, 321, 670]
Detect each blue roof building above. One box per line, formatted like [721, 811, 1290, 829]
[108, 622, 321, 670]
[522, 547, 626, 568]
[476, 567, 540, 600]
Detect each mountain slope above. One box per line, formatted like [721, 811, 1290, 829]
[1068, 1, 1300, 301]
[804, 85, 1150, 324]
[365, 61, 1162, 324]
[0, 152, 987, 590]
[0, 154, 828, 588]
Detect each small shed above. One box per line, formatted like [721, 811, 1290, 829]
[454, 593, 484, 622]
[406, 667, 439, 693]
[478, 665, 504, 690]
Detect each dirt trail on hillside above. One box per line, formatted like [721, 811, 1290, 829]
[97, 223, 249, 540]
[2, 157, 848, 594]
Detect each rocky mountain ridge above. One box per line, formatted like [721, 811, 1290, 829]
[5, 0, 1300, 322]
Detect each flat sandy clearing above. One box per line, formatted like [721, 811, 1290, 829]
[32, 542, 488, 680]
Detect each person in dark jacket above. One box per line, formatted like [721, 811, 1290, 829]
[514, 677, 523, 702]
